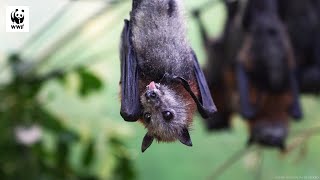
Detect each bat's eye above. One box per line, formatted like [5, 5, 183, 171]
[144, 113, 152, 123]
[162, 111, 173, 121]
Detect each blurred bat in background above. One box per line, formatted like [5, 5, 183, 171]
[191, 0, 243, 131]
[119, 0, 217, 152]
[237, 0, 302, 150]
[278, 0, 320, 94]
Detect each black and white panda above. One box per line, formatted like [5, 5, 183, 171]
[11, 9, 24, 24]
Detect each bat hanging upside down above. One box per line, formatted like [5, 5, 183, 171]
[119, 0, 217, 152]
[237, 0, 302, 150]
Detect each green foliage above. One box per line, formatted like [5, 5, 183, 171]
[0, 55, 135, 180]
[76, 67, 103, 97]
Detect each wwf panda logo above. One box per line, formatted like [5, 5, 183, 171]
[11, 9, 24, 24]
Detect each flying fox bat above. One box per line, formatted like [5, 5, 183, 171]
[237, 0, 302, 149]
[119, 0, 217, 152]
[237, 0, 302, 120]
[192, 0, 243, 131]
[278, 0, 320, 94]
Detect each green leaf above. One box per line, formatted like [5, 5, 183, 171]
[82, 140, 95, 167]
[56, 73, 67, 87]
[76, 67, 103, 97]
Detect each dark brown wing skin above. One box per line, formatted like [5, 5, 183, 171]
[119, 20, 141, 122]
[192, 50, 217, 118]
[236, 62, 257, 119]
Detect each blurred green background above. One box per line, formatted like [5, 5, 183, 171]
[0, 0, 320, 180]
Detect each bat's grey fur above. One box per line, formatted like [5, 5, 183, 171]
[131, 0, 193, 80]
[129, 0, 195, 146]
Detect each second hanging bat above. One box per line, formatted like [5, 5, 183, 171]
[119, 0, 217, 152]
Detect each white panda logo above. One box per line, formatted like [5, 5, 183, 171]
[11, 9, 24, 24]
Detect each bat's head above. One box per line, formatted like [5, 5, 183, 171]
[248, 119, 288, 151]
[249, 15, 290, 93]
[140, 81, 193, 152]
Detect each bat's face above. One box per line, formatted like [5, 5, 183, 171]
[248, 120, 288, 150]
[140, 81, 191, 143]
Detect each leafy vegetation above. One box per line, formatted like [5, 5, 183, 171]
[0, 54, 135, 180]
[0, 1, 319, 180]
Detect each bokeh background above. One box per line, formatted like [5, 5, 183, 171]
[0, 0, 320, 179]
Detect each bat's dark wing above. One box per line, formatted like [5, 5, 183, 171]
[120, 20, 141, 122]
[299, 33, 320, 93]
[289, 70, 303, 120]
[236, 63, 256, 119]
[192, 51, 217, 118]
[175, 50, 217, 119]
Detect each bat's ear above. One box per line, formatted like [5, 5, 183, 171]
[178, 128, 192, 147]
[141, 133, 154, 152]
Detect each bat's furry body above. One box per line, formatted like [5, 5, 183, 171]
[120, 0, 216, 152]
[131, 0, 193, 81]
[237, 0, 302, 150]
[130, 0, 195, 143]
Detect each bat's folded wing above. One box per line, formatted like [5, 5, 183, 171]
[172, 50, 217, 119]
[236, 62, 256, 120]
[192, 51, 217, 118]
[289, 70, 303, 120]
[120, 20, 141, 122]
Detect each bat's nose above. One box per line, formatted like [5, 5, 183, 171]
[145, 90, 157, 99]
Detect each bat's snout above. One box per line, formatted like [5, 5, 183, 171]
[147, 81, 157, 90]
[145, 90, 157, 99]
[145, 82, 160, 100]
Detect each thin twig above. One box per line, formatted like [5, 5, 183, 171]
[285, 126, 320, 154]
[289, 126, 320, 137]
[35, 0, 126, 69]
[207, 146, 255, 180]
[20, 2, 73, 53]
[53, 5, 128, 68]
[20, 0, 124, 52]
[254, 148, 264, 180]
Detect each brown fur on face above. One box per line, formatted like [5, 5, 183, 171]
[138, 80, 198, 143]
